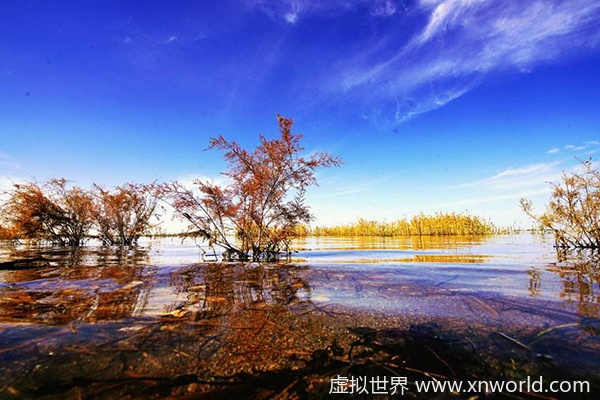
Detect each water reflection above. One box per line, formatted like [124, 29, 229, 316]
[1, 234, 600, 324]
[158, 263, 311, 318]
[3, 236, 600, 399]
[527, 267, 542, 297]
[293, 235, 600, 322]
[0, 245, 153, 324]
[293, 234, 490, 251]
[0, 242, 312, 325]
[547, 249, 600, 319]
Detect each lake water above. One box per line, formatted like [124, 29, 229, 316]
[2, 233, 600, 398]
[292, 234, 597, 319]
[1, 233, 598, 330]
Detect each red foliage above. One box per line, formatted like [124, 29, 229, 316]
[93, 183, 160, 246]
[1, 180, 161, 246]
[164, 114, 341, 261]
[1, 179, 95, 246]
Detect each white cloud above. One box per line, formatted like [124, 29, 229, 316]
[283, 2, 300, 24]
[451, 161, 563, 190]
[394, 84, 474, 122]
[243, 0, 399, 24]
[414, 0, 489, 47]
[334, 0, 600, 122]
[0, 176, 26, 203]
[0, 152, 21, 171]
[312, 176, 390, 198]
[244, 0, 600, 123]
[414, 0, 600, 69]
[563, 141, 600, 152]
[433, 159, 578, 227]
[425, 188, 551, 210]
[493, 163, 556, 179]
[371, 0, 398, 17]
[443, 155, 600, 224]
[285, 12, 298, 24]
[242, 0, 306, 23]
[176, 173, 230, 191]
[546, 148, 560, 155]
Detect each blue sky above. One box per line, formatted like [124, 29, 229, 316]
[1, 0, 600, 229]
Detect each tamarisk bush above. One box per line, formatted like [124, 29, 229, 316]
[93, 183, 160, 246]
[1, 180, 160, 246]
[521, 159, 600, 249]
[163, 114, 341, 261]
[1, 179, 95, 246]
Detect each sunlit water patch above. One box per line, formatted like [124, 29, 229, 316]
[290, 234, 599, 324]
[0, 234, 598, 326]
[3, 233, 600, 398]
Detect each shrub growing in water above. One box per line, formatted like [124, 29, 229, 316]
[93, 183, 160, 246]
[0, 224, 19, 240]
[163, 114, 341, 261]
[1, 179, 95, 246]
[1, 180, 161, 246]
[520, 159, 600, 248]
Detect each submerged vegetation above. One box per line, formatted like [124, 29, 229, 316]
[521, 159, 600, 249]
[306, 212, 507, 237]
[1, 247, 599, 399]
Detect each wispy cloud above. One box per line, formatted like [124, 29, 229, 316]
[333, 0, 600, 122]
[243, 0, 401, 24]
[425, 188, 552, 210]
[436, 160, 567, 224]
[452, 161, 563, 190]
[571, 145, 586, 151]
[313, 176, 390, 198]
[450, 141, 600, 211]
[0, 152, 21, 171]
[109, 17, 208, 73]
[558, 141, 599, 154]
[371, 0, 398, 17]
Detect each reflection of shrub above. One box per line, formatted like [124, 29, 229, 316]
[521, 159, 600, 248]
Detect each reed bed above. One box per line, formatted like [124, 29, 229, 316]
[301, 213, 510, 237]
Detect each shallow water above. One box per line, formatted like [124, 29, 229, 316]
[2, 233, 600, 398]
[0, 233, 598, 325]
[292, 234, 589, 314]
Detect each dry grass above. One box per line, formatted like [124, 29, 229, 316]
[300, 212, 509, 237]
